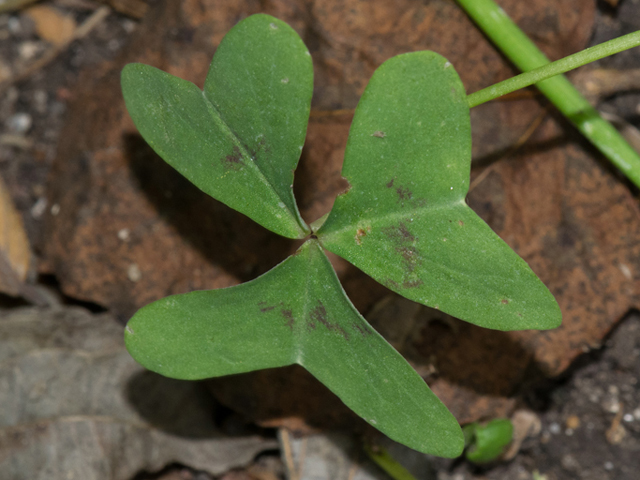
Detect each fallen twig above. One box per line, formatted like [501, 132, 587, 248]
[280, 429, 298, 480]
[574, 68, 640, 102]
[0, 134, 34, 150]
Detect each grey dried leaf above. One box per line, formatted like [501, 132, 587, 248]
[0, 307, 277, 479]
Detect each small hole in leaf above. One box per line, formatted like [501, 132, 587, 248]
[270, 22, 278, 29]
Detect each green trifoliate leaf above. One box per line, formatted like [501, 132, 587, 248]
[121, 14, 311, 239]
[317, 51, 561, 331]
[125, 239, 463, 457]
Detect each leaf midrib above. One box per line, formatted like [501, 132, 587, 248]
[319, 198, 467, 239]
[201, 91, 302, 233]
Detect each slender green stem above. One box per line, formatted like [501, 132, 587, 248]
[364, 444, 419, 480]
[457, 0, 640, 188]
[467, 31, 640, 108]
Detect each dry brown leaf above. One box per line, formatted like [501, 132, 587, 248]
[0, 174, 31, 295]
[25, 5, 77, 46]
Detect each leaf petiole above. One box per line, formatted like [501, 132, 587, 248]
[466, 30, 640, 108]
[458, 0, 640, 188]
[364, 444, 419, 480]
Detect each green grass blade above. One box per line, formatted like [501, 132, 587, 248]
[457, 0, 640, 188]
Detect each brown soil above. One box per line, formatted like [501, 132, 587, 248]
[1, 1, 639, 479]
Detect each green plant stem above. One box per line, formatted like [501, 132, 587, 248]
[364, 444, 419, 480]
[457, 0, 640, 188]
[467, 31, 640, 108]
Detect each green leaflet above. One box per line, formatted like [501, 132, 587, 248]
[125, 239, 464, 458]
[317, 52, 561, 331]
[121, 15, 311, 239]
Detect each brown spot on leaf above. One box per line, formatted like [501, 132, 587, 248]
[396, 186, 413, 202]
[371, 131, 386, 138]
[383, 222, 420, 273]
[398, 223, 414, 241]
[250, 136, 272, 159]
[402, 279, 423, 289]
[309, 302, 328, 326]
[351, 322, 372, 338]
[382, 222, 424, 288]
[383, 278, 400, 290]
[396, 246, 418, 271]
[501, 299, 509, 305]
[355, 228, 367, 245]
[458, 220, 464, 226]
[260, 305, 275, 312]
[281, 309, 295, 330]
[383, 222, 415, 243]
[308, 300, 349, 340]
[223, 145, 244, 170]
[386, 179, 394, 188]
